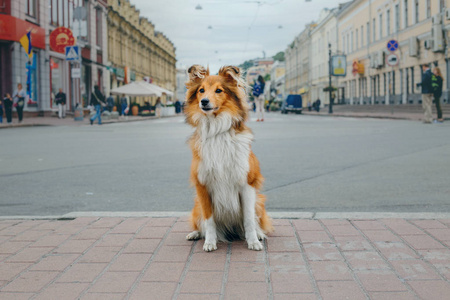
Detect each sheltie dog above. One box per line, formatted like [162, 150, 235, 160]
[184, 65, 273, 252]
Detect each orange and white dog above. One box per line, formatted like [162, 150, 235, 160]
[184, 65, 273, 252]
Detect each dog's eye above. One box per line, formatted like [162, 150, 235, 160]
[199, 88, 205, 93]
[215, 89, 222, 93]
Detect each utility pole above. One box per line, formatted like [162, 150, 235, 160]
[328, 43, 333, 114]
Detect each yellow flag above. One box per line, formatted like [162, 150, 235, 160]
[19, 31, 33, 61]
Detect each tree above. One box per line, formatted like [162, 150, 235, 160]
[272, 51, 285, 62]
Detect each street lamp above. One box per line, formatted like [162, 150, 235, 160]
[328, 43, 333, 114]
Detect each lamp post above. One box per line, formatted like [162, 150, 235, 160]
[328, 43, 333, 114]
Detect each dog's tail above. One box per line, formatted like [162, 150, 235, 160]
[256, 194, 273, 234]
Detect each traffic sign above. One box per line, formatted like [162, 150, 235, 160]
[386, 53, 399, 67]
[387, 39, 398, 52]
[65, 46, 80, 61]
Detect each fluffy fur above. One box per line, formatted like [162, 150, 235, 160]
[184, 65, 273, 252]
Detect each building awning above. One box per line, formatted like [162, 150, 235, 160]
[0, 15, 45, 49]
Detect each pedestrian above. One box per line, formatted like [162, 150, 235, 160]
[432, 67, 444, 123]
[315, 98, 321, 112]
[106, 94, 115, 112]
[120, 94, 129, 120]
[253, 75, 265, 122]
[307, 101, 312, 112]
[175, 99, 181, 114]
[155, 97, 162, 118]
[12, 83, 26, 123]
[418, 64, 433, 124]
[55, 88, 66, 119]
[90, 85, 106, 125]
[3, 93, 13, 124]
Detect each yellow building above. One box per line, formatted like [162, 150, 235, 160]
[338, 0, 449, 105]
[107, 0, 176, 105]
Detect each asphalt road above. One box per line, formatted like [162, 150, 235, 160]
[1, 113, 449, 216]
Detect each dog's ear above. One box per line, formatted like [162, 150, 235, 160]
[218, 65, 240, 82]
[187, 65, 209, 83]
[218, 66, 246, 89]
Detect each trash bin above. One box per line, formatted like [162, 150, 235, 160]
[74, 105, 84, 121]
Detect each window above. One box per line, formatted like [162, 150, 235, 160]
[355, 29, 358, 49]
[414, 0, 419, 23]
[343, 35, 346, 53]
[50, 0, 75, 28]
[379, 14, 383, 39]
[427, 0, 431, 18]
[351, 31, 353, 52]
[26, 0, 37, 18]
[387, 9, 390, 36]
[395, 4, 400, 32]
[372, 18, 376, 42]
[96, 9, 102, 47]
[404, 0, 409, 28]
[361, 25, 364, 47]
[367, 22, 370, 45]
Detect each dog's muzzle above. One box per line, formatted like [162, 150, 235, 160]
[200, 98, 214, 112]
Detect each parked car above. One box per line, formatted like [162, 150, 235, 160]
[281, 94, 302, 114]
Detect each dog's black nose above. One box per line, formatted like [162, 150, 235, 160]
[201, 99, 209, 106]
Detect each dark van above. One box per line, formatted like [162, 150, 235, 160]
[281, 94, 302, 114]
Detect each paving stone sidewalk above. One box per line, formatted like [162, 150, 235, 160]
[0, 216, 450, 299]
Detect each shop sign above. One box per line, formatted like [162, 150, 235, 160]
[352, 60, 365, 76]
[331, 55, 346, 76]
[0, 15, 45, 49]
[50, 27, 76, 53]
[115, 67, 125, 81]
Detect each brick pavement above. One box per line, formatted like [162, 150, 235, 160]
[0, 216, 450, 299]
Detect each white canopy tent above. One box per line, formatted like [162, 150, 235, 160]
[110, 81, 165, 97]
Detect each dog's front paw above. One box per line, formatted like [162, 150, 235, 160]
[203, 241, 217, 252]
[247, 240, 263, 251]
[186, 231, 201, 240]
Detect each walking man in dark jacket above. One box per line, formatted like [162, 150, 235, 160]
[55, 88, 66, 119]
[90, 85, 106, 125]
[420, 64, 433, 123]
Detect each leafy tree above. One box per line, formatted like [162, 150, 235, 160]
[272, 51, 285, 62]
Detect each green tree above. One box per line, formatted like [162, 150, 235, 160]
[272, 51, 285, 62]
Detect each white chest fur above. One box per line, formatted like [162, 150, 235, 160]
[196, 113, 253, 218]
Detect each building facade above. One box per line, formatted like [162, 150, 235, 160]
[285, 23, 315, 106]
[176, 68, 188, 103]
[0, 0, 47, 114]
[107, 0, 176, 105]
[310, 8, 340, 107]
[338, 0, 450, 106]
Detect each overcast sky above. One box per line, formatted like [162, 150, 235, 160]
[132, 0, 342, 73]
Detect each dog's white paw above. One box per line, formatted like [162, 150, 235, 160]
[203, 241, 217, 252]
[247, 240, 263, 251]
[186, 231, 201, 240]
[257, 232, 266, 241]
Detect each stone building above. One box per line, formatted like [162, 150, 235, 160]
[107, 0, 176, 105]
[337, 0, 449, 105]
[285, 23, 315, 106]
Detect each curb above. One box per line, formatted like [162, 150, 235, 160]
[1, 211, 450, 220]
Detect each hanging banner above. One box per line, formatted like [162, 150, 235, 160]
[331, 55, 347, 76]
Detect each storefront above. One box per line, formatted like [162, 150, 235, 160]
[0, 14, 45, 111]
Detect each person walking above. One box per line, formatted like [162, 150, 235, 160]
[314, 98, 321, 112]
[55, 88, 66, 119]
[432, 67, 444, 123]
[175, 99, 181, 114]
[12, 83, 26, 123]
[90, 85, 106, 125]
[155, 97, 162, 118]
[3, 93, 13, 124]
[120, 94, 129, 120]
[106, 94, 115, 112]
[253, 75, 266, 122]
[419, 64, 434, 124]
